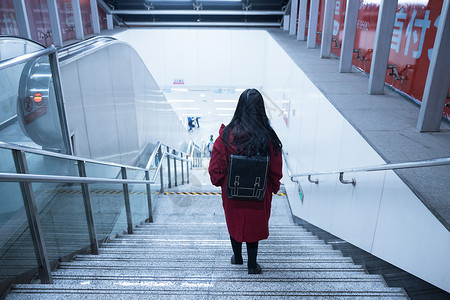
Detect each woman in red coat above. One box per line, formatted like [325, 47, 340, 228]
[208, 88, 283, 274]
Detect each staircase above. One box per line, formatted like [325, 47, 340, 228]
[6, 186, 409, 299]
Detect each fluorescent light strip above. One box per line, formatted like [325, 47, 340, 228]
[182, 113, 204, 116]
[175, 107, 200, 110]
[167, 100, 195, 103]
[213, 100, 238, 103]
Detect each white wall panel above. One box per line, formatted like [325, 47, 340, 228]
[262, 30, 450, 292]
[75, 49, 121, 162]
[198, 30, 232, 86]
[115, 29, 267, 89]
[331, 170, 385, 252]
[339, 121, 385, 168]
[109, 44, 140, 164]
[130, 45, 147, 149]
[372, 171, 450, 290]
[313, 95, 343, 171]
[307, 174, 337, 232]
[133, 30, 166, 86]
[163, 30, 199, 86]
[59, 62, 90, 157]
[230, 30, 265, 87]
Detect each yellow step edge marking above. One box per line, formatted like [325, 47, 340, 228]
[55, 189, 287, 196]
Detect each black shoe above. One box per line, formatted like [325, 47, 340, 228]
[231, 255, 243, 265]
[248, 263, 262, 274]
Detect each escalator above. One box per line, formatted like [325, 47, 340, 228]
[0, 36, 201, 297]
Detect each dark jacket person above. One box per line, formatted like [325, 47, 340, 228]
[208, 88, 283, 274]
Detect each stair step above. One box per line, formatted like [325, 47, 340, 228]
[97, 249, 343, 257]
[106, 239, 326, 246]
[4, 191, 408, 299]
[98, 244, 335, 251]
[6, 292, 409, 300]
[58, 260, 365, 271]
[74, 254, 350, 261]
[51, 270, 381, 280]
[8, 284, 408, 299]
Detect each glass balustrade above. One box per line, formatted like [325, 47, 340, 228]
[0, 42, 196, 289]
[0, 148, 39, 282]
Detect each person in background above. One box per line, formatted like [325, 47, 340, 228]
[187, 116, 194, 131]
[208, 88, 283, 274]
[207, 135, 214, 157]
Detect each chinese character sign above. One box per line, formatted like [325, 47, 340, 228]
[330, 0, 447, 120]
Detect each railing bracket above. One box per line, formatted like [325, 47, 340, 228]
[308, 175, 319, 184]
[339, 172, 356, 186]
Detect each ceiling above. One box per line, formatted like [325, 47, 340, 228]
[102, 0, 289, 27]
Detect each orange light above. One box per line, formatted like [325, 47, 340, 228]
[33, 92, 43, 103]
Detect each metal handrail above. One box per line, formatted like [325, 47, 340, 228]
[0, 46, 57, 70]
[145, 142, 162, 170]
[0, 143, 179, 185]
[58, 36, 116, 56]
[290, 157, 450, 186]
[0, 141, 187, 172]
[0, 35, 46, 48]
[0, 140, 192, 284]
[0, 172, 157, 185]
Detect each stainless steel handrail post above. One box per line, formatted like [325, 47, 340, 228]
[77, 160, 99, 255]
[121, 167, 133, 234]
[145, 170, 153, 223]
[48, 51, 73, 155]
[187, 155, 190, 184]
[181, 153, 185, 185]
[173, 150, 178, 187]
[158, 147, 164, 193]
[12, 149, 53, 284]
[167, 146, 172, 189]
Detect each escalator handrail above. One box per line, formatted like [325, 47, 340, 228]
[145, 141, 162, 170]
[0, 35, 46, 48]
[57, 35, 117, 60]
[0, 141, 188, 173]
[0, 45, 56, 70]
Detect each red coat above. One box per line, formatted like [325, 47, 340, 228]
[208, 124, 283, 243]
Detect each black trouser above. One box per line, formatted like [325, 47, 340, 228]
[230, 236, 259, 269]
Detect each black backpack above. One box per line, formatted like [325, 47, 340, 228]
[226, 154, 270, 201]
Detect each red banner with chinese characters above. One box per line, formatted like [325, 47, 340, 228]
[57, 0, 76, 42]
[0, 0, 19, 36]
[327, 0, 449, 121]
[80, 0, 93, 36]
[25, 0, 53, 46]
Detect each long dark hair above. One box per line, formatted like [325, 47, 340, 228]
[223, 88, 282, 156]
